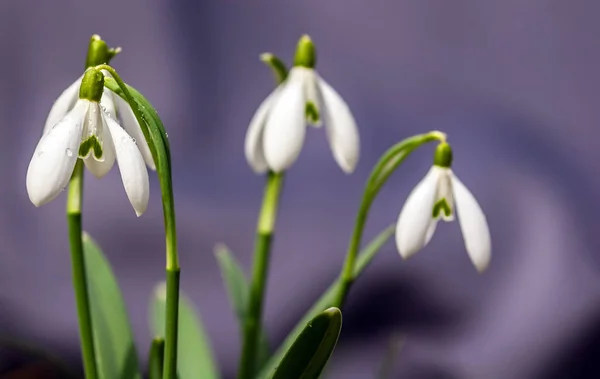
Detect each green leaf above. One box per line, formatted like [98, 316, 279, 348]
[258, 225, 395, 379]
[214, 243, 270, 370]
[147, 338, 165, 379]
[82, 232, 141, 379]
[272, 307, 342, 379]
[214, 244, 248, 321]
[150, 283, 220, 379]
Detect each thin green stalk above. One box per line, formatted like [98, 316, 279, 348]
[95, 64, 180, 379]
[67, 161, 97, 379]
[163, 269, 180, 379]
[148, 338, 165, 379]
[238, 172, 284, 379]
[333, 131, 446, 307]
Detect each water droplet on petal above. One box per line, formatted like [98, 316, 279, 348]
[65, 148, 73, 157]
[37, 151, 44, 157]
[132, 138, 136, 143]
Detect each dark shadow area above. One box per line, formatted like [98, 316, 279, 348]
[534, 314, 600, 379]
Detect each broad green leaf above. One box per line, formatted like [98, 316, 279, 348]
[258, 225, 394, 378]
[150, 283, 220, 379]
[83, 232, 141, 379]
[147, 338, 165, 379]
[272, 307, 342, 379]
[214, 244, 271, 370]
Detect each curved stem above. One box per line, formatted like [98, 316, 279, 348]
[238, 172, 285, 379]
[333, 131, 446, 307]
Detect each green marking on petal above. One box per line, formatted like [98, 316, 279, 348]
[79, 135, 103, 160]
[306, 101, 320, 124]
[432, 198, 452, 219]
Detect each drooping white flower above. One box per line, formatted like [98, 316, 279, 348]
[26, 68, 150, 216]
[395, 142, 491, 272]
[245, 35, 360, 174]
[42, 72, 155, 172]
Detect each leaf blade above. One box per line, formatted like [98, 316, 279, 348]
[214, 243, 271, 371]
[150, 283, 220, 379]
[258, 225, 394, 378]
[83, 232, 141, 379]
[272, 307, 342, 379]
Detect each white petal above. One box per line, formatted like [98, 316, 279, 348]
[27, 100, 87, 206]
[100, 89, 117, 120]
[293, 67, 322, 127]
[424, 219, 438, 246]
[452, 173, 492, 273]
[245, 87, 282, 174]
[434, 168, 455, 221]
[104, 114, 150, 216]
[112, 93, 156, 171]
[318, 76, 360, 173]
[43, 75, 83, 135]
[262, 75, 306, 173]
[395, 166, 442, 259]
[83, 112, 116, 178]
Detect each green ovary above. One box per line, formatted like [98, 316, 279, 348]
[78, 135, 103, 161]
[432, 198, 452, 219]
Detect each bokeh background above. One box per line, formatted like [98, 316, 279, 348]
[2, 0, 600, 378]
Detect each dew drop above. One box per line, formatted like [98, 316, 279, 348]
[65, 148, 73, 157]
[37, 151, 44, 157]
[165, 133, 169, 138]
[132, 138, 136, 143]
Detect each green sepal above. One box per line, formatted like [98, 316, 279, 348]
[271, 308, 342, 379]
[294, 35, 316, 68]
[432, 198, 452, 218]
[79, 135, 103, 160]
[257, 225, 395, 378]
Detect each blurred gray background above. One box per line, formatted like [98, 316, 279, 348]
[2, 0, 600, 378]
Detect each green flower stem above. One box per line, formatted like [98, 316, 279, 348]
[67, 161, 97, 379]
[333, 131, 447, 307]
[238, 171, 285, 379]
[66, 35, 118, 379]
[148, 338, 165, 379]
[163, 268, 180, 379]
[95, 64, 180, 379]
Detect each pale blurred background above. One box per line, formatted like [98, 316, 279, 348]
[1, 0, 600, 378]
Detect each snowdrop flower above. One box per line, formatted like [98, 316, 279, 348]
[245, 35, 360, 174]
[395, 142, 491, 272]
[42, 72, 155, 172]
[26, 68, 150, 216]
